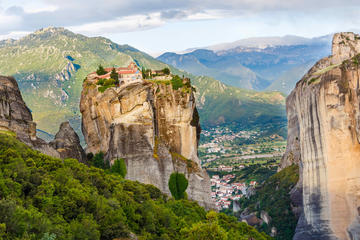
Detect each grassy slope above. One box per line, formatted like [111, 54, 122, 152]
[0, 132, 271, 240]
[0, 27, 286, 138]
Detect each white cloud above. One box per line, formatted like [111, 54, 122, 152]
[69, 13, 165, 35]
[1, 0, 360, 41]
[24, 5, 58, 14]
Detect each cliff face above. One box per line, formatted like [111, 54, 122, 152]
[80, 75, 213, 209]
[0, 75, 85, 161]
[281, 32, 360, 239]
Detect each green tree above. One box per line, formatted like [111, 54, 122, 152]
[93, 152, 109, 169]
[181, 212, 228, 240]
[162, 67, 170, 75]
[168, 172, 188, 200]
[0, 223, 5, 240]
[111, 158, 127, 178]
[110, 68, 119, 84]
[96, 65, 107, 75]
[70, 215, 100, 240]
[141, 67, 147, 79]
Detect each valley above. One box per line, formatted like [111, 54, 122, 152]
[199, 126, 286, 169]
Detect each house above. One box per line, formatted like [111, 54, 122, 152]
[96, 62, 143, 86]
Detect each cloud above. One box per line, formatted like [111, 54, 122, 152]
[0, 0, 360, 37]
[69, 13, 166, 35]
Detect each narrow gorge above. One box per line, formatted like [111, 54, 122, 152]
[281, 32, 360, 239]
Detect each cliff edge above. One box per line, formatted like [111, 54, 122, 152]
[281, 32, 360, 239]
[80, 74, 213, 209]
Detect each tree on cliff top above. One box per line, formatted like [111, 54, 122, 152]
[96, 64, 108, 75]
[110, 68, 119, 84]
[168, 172, 188, 200]
[162, 67, 170, 75]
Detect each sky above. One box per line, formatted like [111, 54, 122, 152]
[0, 0, 360, 55]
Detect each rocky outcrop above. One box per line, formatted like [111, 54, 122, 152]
[0, 75, 60, 157]
[281, 32, 360, 239]
[50, 121, 86, 162]
[80, 75, 214, 209]
[0, 75, 85, 162]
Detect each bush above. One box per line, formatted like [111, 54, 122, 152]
[171, 75, 183, 90]
[97, 78, 105, 86]
[168, 172, 188, 200]
[96, 65, 108, 75]
[97, 78, 117, 92]
[111, 158, 127, 178]
[98, 85, 114, 93]
[104, 78, 116, 86]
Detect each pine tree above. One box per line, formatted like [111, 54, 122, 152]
[96, 65, 107, 75]
[110, 68, 119, 85]
[168, 172, 188, 200]
[111, 158, 127, 178]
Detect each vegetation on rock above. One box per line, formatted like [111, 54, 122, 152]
[171, 75, 184, 90]
[96, 78, 116, 93]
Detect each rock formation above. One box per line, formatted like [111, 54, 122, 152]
[80, 74, 214, 209]
[50, 121, 86, 162]
[0, 75, 60, 157]
[0, 75, 85, 162]
[281, 32, 360, 239]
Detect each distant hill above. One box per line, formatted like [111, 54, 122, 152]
[0, 27, 286, 139]
[265, 61, 316, 94]
[158, 35, 332, 92]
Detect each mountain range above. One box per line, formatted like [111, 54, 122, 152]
[157, 35, 333, 93]
[0, 27, 286, 141]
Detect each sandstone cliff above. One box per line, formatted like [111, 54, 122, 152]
[0, 75, 85, 162]
[50, 121, 86, 162]
[80, 75, 213, 209]
[281, 32, 360, 239]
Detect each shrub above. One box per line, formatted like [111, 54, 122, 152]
[96, 65, 108, 75]
[104, 78, 116, 86]
[111, 158, 127, 178]
[98, 85, 114, 93]
[171, 75, 183, 90]
[168, 172, 188, 200]
[97, 78, 105, 86]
